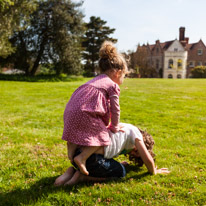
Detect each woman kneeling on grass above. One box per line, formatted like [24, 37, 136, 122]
[55, 123, 170, 186]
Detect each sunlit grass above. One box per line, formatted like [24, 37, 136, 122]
[0, 79, 206, 205]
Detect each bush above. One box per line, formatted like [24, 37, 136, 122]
[191, 66, 206, 78]
[0, 74, 84, 82]
[83, 71, 98, 77]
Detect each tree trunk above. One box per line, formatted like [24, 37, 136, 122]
[30, 38, 46, 76]
[19, 32, 30, 76]
[25, 65, 30, 76]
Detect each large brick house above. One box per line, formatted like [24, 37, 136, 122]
[134, 27, 206, 78]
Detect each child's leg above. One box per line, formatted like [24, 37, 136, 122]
[54, 166, 76, 186]
[74, 146, 100, 175]
[67, 142, 78, 162]
[64, 170, 106, 186]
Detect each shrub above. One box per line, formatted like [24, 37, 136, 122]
[0, 74, 84, 82]
[191, 66, 206, 78]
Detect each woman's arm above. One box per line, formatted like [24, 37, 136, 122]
[135, 139, 170, 175]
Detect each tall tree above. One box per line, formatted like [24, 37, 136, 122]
[131, 45, 157, 78]
[0, 0, 36, 57]
[1, 0, 84, 76]
[82, 16, 117, 74]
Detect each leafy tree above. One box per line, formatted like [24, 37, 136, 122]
[191, 66, 206, 78]
[0, 0, 36, 57]
[0, 0, 13, 9]
[130, 45, 157, 78]
[1, 0, 84, 76]
[82, 16, 117, 74]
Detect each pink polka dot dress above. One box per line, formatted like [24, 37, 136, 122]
[62, 74, 120, 146]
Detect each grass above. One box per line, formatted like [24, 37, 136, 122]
[0, 78, 206, 206]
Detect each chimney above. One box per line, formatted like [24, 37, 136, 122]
[179, 27, 185, 41]
[185, 37, 189, 44]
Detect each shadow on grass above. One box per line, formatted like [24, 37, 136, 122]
[0, 175, 76, 206]
[0, 165, 149, 206]
[123, 164, 150, 179]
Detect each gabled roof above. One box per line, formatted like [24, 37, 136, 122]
[160, 40, 174, 50]
[148, 44, 155, 51]
[185, 39, 206, 51]
[166, 39, 186, 51]
[137, 38, 205, 53]
[144, 40, 174, 52]
[185, 43, 197, 50]
[139, 40, 175, 51]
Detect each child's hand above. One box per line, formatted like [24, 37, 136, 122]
[119, 124, 125, 132]
[155, 167, 170, 174]
[107, 124, 125, 133]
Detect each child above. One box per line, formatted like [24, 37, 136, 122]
[55, 123, 170, 186]
[62, 41, 128, 175]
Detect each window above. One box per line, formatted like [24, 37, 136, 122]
[177, 74, 182, 79]
[156, 48, 159, 53]
[168, 74, 173, 78]
[174, 48, 178, 52]
[197, 61, 202, 66]
[168, 59, 173, 69]
[151, 60, 153, 66]
[156, 59, 159, 69]
[189, 61, 194, 67]
[197, 49, 203, 55]
[177, 59, 182, 69]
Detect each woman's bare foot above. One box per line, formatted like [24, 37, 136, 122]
[74, 155, 89, 176]
[54, 167, 75, 186]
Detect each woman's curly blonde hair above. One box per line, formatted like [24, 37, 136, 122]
[126, 129, 156, 167]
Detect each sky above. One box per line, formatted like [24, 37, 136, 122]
[76, 0, 206, 53]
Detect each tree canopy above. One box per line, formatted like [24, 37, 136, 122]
[0, 2, 118, 76]
[82, 16, 117, 74]
[1, 0, 85, 76]
[0, 0, 36, 57]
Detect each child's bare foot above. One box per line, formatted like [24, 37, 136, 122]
[54, 167, 75, 186]
[74, 155, 89, 175]
[64, 170, 84, 186]
[64, 171, 106, 186]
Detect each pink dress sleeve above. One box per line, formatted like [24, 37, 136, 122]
[107, 84, 120, 133]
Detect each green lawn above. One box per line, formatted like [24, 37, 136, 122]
[0, 79, 206, 206]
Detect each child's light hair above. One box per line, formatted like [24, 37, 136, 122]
[99, 41, 128, 73]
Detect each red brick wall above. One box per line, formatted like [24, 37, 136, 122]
[187, 40, 206, 77]
[187, 40, 206, 66]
